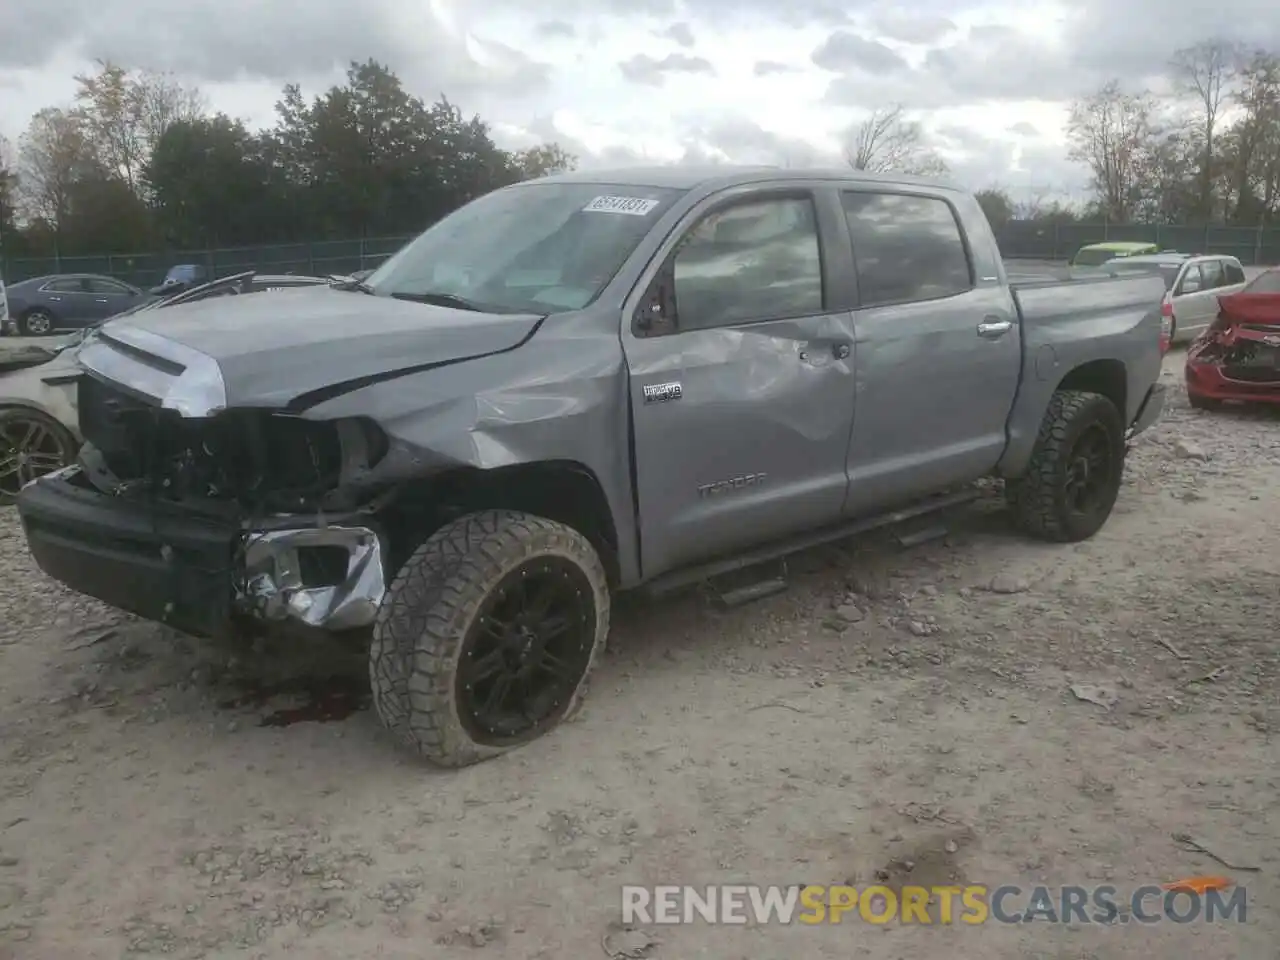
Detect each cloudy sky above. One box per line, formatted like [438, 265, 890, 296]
[2, 0, 1278, 202]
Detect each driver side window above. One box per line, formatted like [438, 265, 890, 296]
[672, 195, 824, 331]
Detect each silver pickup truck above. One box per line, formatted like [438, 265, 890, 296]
[14, 167, 1167, 767]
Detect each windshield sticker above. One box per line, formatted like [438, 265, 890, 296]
[583, 195, 660, 216]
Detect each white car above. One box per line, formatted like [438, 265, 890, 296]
[1103, 253, 1249, 344]
[0, 271, 333, 504]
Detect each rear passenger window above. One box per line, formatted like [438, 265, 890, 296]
[841, 192, 972, 307]
[1199, 260, 1226, 289]
[1225, 261, 1246, 285]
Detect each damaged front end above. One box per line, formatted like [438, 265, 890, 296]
[1185, 292, 1280, 405]
[20, 366, 399, 638]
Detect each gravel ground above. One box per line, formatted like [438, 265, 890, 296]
[1, 351, 1278, 960]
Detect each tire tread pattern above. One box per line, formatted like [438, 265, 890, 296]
[1006, 390, 1124, 543]
[369, 509, 610, 768]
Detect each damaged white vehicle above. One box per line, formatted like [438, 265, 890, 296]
[0, 272, 330, 504]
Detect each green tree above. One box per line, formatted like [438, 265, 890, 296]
[974, 188, 1014, 228]
[508, 142, 578, 180]
[145, 114, 282, 247]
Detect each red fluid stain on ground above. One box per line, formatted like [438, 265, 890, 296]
[218, 675, 369, 727]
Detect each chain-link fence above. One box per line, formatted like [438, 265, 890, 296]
[993, 222, 1280, 265]
[0, 236, 414, 287]
[4, 223, 1280, 285]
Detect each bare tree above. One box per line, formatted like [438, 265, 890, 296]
[17, 108, 96, 233]
[74, 60, 205, 192]
[1223, 49, 1280, 223]
[843, 105, 948, 178]
[1170, 40, 1242, 220]
[1066, 81, 1160, 222]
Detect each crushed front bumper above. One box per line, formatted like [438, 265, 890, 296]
[16, 465, 387, 638]
[1185, 358, 1280, 405]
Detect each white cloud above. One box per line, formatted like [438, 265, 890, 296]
[8, 0, 1244, 199]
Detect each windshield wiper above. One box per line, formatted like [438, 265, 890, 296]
[390, 291, 488, 312]
[328, 274, 375, 294]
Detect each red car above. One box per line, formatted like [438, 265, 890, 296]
[1185, 268, 1280, 409]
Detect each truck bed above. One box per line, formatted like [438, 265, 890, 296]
[997, 271, 1168, 476]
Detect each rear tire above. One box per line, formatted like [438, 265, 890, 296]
[369, 509, 610, 768]
[1006, 390, 1125, 543]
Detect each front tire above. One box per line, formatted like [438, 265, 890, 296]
[369, 509, 610, 768]
[1006, 390, 1125, 543]
[0, 407, 78, 505]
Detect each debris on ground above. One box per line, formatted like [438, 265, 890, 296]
[1069, 683, 1120, 710]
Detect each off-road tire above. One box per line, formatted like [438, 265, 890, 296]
[369, 509, 610, 768]
[1187, 393, 1221, 411]
[1006, 390, 1125, 543]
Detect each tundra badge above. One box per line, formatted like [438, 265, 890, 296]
[643, 382, 683, 403]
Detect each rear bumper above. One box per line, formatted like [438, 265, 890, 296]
[17, 466, 388, 637]
[1128, 382, 1166, 437]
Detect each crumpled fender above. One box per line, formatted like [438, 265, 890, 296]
[298, 311, 643, 584]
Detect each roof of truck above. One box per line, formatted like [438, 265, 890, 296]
[531, 165, 963, 193]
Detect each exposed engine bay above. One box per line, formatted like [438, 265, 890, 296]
[75, 374, 390, 512]
[58, 374, 397, 633]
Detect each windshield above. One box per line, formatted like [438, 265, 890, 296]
[1244, 269, 1280, 294]
[364, 182, 685, 314]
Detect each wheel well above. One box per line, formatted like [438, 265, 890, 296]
[380, 460, 621, 585]
[1056, 359, 1127, 418]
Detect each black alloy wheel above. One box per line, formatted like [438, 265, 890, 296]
[1063, 422, 1115, 518]
[456, 556, 597, 744]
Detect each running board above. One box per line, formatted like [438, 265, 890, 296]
[641, 487, 981, 598]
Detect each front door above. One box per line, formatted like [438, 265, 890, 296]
[623, 189, 857, 578]
[42, 278, 97, 325]
[838, 190, 1022, 515]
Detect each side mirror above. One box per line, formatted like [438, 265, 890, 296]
[633, 261, 678, 337]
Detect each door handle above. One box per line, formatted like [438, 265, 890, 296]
[977, 318, 1013, 339]
[832, 342, 851, 359]
[48, 296, 62, 302]
[94, 298, 108, 303]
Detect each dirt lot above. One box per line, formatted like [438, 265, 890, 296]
[1, 351, 1278, 960]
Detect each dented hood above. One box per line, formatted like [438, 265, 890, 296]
[93, 285, 544, 409]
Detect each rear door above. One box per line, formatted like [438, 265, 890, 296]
[1184, 261, 1232, 339]
[85, 277, 140, 320]
[1220, 258, 1248, 296]
[622, 185, 858, 577]
[1170, 263, 1209, 341]
[839, 189, 1022, 516]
